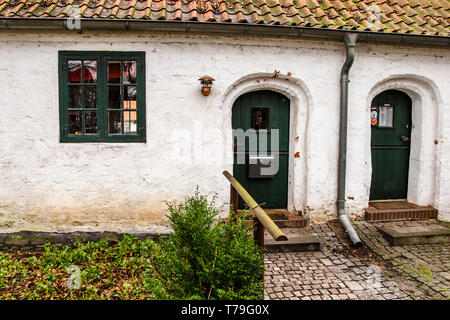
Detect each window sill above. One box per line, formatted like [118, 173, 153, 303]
[60, 135, 146, 143]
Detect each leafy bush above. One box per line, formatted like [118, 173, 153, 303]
[0, 236, 156, 300]
[145, 188, 264, 300]
[0, 189, 264, 300]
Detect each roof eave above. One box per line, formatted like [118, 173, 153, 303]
[1, 17, 449, 47]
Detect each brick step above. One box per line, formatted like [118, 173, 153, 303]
[364, 205, 438, 222]
[238, 209, 308, 228]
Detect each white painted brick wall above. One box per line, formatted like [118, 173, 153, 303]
[0, 30, 449, 232]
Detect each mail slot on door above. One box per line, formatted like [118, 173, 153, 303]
[248, 156, 275, 179]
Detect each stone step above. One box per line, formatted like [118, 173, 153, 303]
[264, 234, 320, 252]
[374, 220, 450, 246]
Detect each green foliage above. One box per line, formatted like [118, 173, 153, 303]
[0, 236, 156, 300]
[145, 188, 264, 300]
[0, 189, 264, 300]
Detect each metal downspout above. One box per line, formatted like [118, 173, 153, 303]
[338, 33, 362, 247]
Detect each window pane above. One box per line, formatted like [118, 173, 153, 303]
[68, 60, 81, 83]
[108, 86, 121, 109]
[379, 106, 394, 127]
[84, 86, 97, 109]
[124, 111, 137, 133]
[83, 60, 97, 83]
[123, 61, 136, 84]
[85, 111, 97, 134]
[108, 61, 121, 83]
[123, 86, 137, 109]
[109, 111, 122, 134]
[68, 85, 82, 108]
[251, 108, 270, 130]
[68, 111, 82, 134]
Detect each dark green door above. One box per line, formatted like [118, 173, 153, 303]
[370, 90, 412, 200]
[232, 90, 290, 209]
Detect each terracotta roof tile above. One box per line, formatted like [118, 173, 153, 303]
[0, 0, 448, 36]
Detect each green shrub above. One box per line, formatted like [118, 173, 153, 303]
[0, 189, 264, 300]
[0, 236, 155, 300]
[145, 188, 264, 300]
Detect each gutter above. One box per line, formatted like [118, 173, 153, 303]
[0, 18, 449, 46]
[337, 33, 362, 247]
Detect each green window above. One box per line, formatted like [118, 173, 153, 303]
[58, 51, 146, 143]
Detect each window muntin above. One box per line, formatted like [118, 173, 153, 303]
[59, 52, 145, 143]
[106, 61, 138, 135]
[67, 59, 98, 135]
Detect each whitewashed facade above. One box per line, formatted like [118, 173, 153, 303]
[0, 29, 449, 233]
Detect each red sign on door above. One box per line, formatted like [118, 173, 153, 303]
[371, 107, 378, 126]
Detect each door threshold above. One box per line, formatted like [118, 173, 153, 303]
[369, 200, 415, 211]
[370, 199, 407, 203]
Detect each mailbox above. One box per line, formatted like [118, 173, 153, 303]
[248, 155, 276, 179]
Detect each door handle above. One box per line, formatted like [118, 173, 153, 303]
[401, 136, 409, 142]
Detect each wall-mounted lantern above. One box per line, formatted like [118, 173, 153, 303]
[199, 76, 215, 96]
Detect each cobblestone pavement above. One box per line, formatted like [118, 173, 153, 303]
[353, 220, 449, 300]
[264, 220, 449, 300]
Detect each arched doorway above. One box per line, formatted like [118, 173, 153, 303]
[370, 90, 412, 200]
[232, 90, 290, 209]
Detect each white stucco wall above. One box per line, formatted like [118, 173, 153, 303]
[0, 29, 449, 233]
